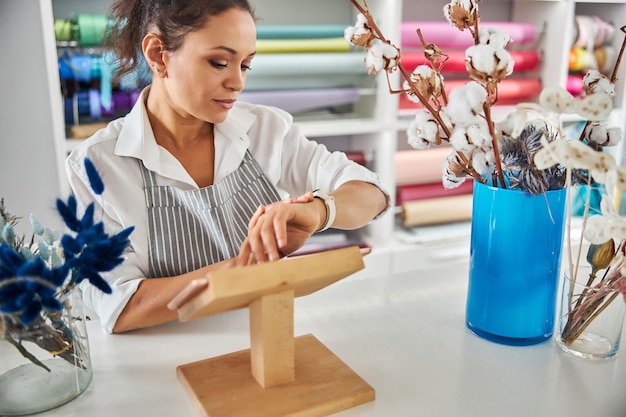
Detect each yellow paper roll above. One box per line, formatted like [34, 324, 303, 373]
[400, 194, 473, 227]
[255, 37, 351, 53]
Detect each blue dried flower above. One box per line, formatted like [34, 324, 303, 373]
[0, 157, 134, 325]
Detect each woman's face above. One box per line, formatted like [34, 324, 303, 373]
[161, 8, 256, 124]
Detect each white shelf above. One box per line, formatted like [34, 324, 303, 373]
[10, 0, 626, 277]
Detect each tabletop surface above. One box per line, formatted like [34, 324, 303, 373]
[38, 258, 626, 417]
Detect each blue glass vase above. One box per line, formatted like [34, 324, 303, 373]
[466, 180, 567, 346]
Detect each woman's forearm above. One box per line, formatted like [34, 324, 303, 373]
[112, 258, 236, 333]
[328, 180, 389, 230]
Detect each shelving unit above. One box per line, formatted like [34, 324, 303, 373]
[5, 0, 626, 275]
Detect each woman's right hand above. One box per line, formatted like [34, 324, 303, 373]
[235, 193, 323, 265]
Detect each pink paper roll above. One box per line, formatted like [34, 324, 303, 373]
[395, 147, 453, 185]
[401, 21, 537, 49]
[400, 50, 540, 73]
[399, 78, 542, 109]
[396, 180, 473, 205]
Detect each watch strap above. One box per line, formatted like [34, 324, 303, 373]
[312, 189, 336, 232]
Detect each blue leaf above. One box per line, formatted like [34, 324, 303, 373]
[84, 158, 105, 195]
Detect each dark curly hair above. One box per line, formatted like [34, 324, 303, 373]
[106, 0, 256, 80]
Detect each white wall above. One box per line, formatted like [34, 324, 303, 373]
[0, 0, 66, 233]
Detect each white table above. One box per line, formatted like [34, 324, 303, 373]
[39, 259, 626, 417]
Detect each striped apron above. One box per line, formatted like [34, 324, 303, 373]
[139, 150, 281, 278]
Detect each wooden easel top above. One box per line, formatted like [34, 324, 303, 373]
[170, 245, 365, 322]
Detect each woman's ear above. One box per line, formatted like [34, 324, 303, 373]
[142, 33, 166, 77]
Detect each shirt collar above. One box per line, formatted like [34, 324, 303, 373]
[114, 87, 258, 185]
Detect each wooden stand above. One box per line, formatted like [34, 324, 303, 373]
[172, 246, 375, 417]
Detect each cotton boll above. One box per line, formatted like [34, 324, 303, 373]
[403, 65, 443, 103]
[443, 0, 479, 31]
[344, 13, 372, 47]
[477, 27, 511, 49]
[466, 120, 492, 148]
[449, 127, 476, 155]
[466, 45, 513, 83]
[583, 69, 615, 97]
[584, 122, 622, 147]
[365, 39, 400, 74]
[471, 150, 493, 175]
[407, 110, 442, 149]
[496, 108, 527, 138]
[445, 81, 487, 126]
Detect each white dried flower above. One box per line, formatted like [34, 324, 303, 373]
[443, 0, 479, 31]
[442, 152, 468, 189]
[466, 119, 493, 148]
[477, 27, 511, 49]
[407, 110, 449, 149]
[583, 70, 615, 97]
[539, 86, 577, 114]
[449, 127, 476, 155]
[404, 65, 443, 103]
[584, 122, 623, 147]
[534, 137, 598, 170]
[575, 93, 613, 121]
[466, 44, 514, 85]
[344, 13, 373, 47]
[445, 81, 487, 126]
[584, 199, 626, 244]
[471, 149, 495, 175]
[365, 38, 400, 74]
[495, 107, 528, 139]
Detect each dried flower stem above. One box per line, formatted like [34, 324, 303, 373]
[349, 0, 506, 186]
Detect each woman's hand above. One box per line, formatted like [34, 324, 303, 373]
[236, 192, 322, 265]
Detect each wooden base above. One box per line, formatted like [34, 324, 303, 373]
[176, 334, 375, 417]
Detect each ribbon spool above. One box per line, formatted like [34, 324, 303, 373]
[77, 14, 110, 46]
[54, 19, 75, 42]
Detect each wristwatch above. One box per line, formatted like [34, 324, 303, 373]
[312, 189, 336, 232]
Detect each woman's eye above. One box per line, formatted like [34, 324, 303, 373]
[241, 64, 251, 71]
[210, 61, 228, 69]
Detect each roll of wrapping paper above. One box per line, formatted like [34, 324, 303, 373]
[400, 194, 473, 227]
[238, 87, 360, 113]
[399, 78, 542, 109]
[248, 52, 368, 76]
[567, 74, 584, 96]
[76, 14, 111, 46]
[395, 147, 453, 185]
[344, 151, 367, 167]
[396, 180, 473, 205]
[401, 21, 537, 48]
[256, 25, 348, 39]
[400, 50, 540, 73]
[245, 52, 369, 90]
[256, 37, 351, 53]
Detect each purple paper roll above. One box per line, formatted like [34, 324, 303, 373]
[239, 88, 360, 113]
[401, 21, 537, 48]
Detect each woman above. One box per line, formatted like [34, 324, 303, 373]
[66, 0, 389, 334]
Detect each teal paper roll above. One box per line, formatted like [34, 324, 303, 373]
[245, 52, 369, 90]
[256, 25, 348, 39]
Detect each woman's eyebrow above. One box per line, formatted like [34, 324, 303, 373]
[212, 45, 256, 57]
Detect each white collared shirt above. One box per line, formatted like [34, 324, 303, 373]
[66, 87, 388, 333]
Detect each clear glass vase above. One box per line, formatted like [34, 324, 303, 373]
[0, 288, 92, 415]
[556, 267, 626, 360]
